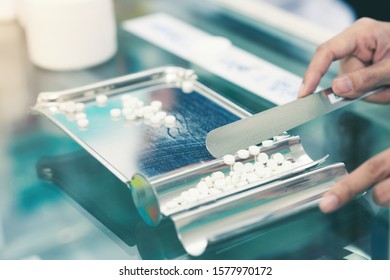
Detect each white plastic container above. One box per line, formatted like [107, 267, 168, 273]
[24, 0, 117, 71]
[0, 0, 16, 21]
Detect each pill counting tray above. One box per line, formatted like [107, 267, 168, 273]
[33, 66, 348, 257]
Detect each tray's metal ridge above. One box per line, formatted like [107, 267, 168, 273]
[35, 66, 196, 107]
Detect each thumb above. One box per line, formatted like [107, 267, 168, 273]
[332, 60, 390, 98]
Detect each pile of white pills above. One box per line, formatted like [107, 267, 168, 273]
[56, 101, 90, 130]
[107, 95, 176, 128]
[56, 94, 177, 130]
[163, 142, 296, 212]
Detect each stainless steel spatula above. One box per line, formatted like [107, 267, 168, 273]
[206, 87, 381, 158]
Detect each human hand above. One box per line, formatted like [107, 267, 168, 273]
[297, 18, 390, 212]
[298, 17, 390, 103]
[320, 148, 390, 213]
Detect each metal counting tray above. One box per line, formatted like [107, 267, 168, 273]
[33, 66, 348, 256]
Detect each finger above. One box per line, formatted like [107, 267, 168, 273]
[373, 177, 390, 206]
[339, 56, 366, 74]
[339, 56, 390, 103]
[298, 29, 359, 98]
[298, 17, 388, 99]
[332, 58, 390, 98]
[320, 148, 390, 213]
[364, 87, 390, 103]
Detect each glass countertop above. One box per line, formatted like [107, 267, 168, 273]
[0, 0, 388, 260]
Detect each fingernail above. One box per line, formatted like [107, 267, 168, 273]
[333, 75, 353, 94]
[297, 83, 304, 98]
[320, 194, 339, 213]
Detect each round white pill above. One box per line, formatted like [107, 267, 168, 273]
[65, 101, 76, 113]
[236, 181, 248, 188]
[211, 171, 225, 181]
[144, 112, 154, 120]
[125, 113, 137, 121]
[272, 153, 285, 164]
[240, 172, 248, 182]
[75, 112, 87, 120]
[188, 188, 200, 196]
[75, 103, 85, 112]
[255, 166, 266, 178]
[262, 140, 274, 147]
[165, 73, 177, 83]
[197, 193, 209, 200]
[232, 162, 244, 172]
[248, 145, 260, 156]
[135, 109, 144, 118]
[96, 94, 108, 106]
[122, 107, 134, 116]
[204, 176, 213, 187]
[247, 172, 259, 183]
[150, 100, 163, 112]
[142, 106, 153, 113]
[244, 162, 255, 173]
[266, 159, 278, 170]
[237, 149, 250, 159]
[282, 160, 294, 169]
[110, 108, 121, 118]
[222, 184, 234, 192]
[214, 179, 226, 190]
[273, 134, 289, 141]
[263, 167, 272, 177]
[184, 195, 198, 203]
[231, 174, 240, 185]
[77, 118, 89, 129]
[136, 100, 144, 108]
[180, 201, 188, 207]
[181, 80, 194, 93]
[180, 191, 190, 198]
[121, 94, 131, 101]
[155, 111, 167, 119]
[123, 99, 137, 108]
[165, 115, 176, 126]
[49, 106, 58, 113]
[223, 154, 235, 165]
[141, 106, 154, 120]
[209, 188, 222, 195]
[150, 114, 162, 125]
[58, 103, 67, 112]
[196, 181, 209, 193]
[254, 162, 265, 169]
[257, 153, 269, 164]
[272, 166, 284, 175]
[225, 175, 232, 185]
